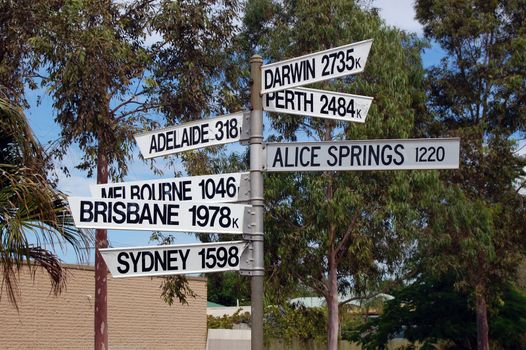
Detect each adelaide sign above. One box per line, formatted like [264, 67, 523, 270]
[135, 111, 249, 159]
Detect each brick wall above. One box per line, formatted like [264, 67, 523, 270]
[0, 264, 207, 350]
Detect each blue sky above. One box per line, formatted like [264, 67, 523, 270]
[23, 1, 455, 264]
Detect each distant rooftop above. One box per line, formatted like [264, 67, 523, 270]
[207, 301, 227, 308]
[289, 293, 394, 308]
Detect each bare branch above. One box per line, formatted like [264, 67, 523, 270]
[110, 91, 148, 115]
[335, 210, 360, 263]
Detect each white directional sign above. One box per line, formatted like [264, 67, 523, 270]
[90, 172, 250, 203]
[68, 197, 249, 234]
[100, 241, 247, 278]
[263, 87, 373, 123]
[266, 138, 460, 172]
[261, 39, 373, 94]
[135, 111, 249, 159]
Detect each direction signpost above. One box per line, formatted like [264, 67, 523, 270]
[90, 172, 250, 203]
[135, 111, 250, 159]
[263, 87, 373, 123]
[67, 38, 462, 350]
[100, 241, 247, 278]
[265, 138, 460, 172]
[68, 197, 249, 234]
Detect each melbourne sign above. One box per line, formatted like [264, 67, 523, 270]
[68, 197, 249, 234]
[90, 172, 250, 203]
[261, 39, 373, 94]
[265, 138, 460, 172]
[100, 241, 247, 278]
[135, 111, 249, 159]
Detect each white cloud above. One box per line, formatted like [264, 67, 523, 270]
[371, 0, 423, 34]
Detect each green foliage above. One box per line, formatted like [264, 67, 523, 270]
[207, 271, 250, 306]
[0, 0, 41, 105]
[152, 0, 242, 123]
[264, 304, 327, 344]
[208, 309, 251, 329]
[351, 274, 526, 350]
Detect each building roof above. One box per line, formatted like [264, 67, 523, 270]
[207, 301, 227, 308]
[289, 293, 394, 308]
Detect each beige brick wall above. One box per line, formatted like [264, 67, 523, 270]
[0, 264, 207, 350]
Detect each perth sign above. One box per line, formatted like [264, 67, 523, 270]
[263, 87, 373, 123]
[68, 197, 248, 234]
[90, 172, 250, 203]
[135, 111, 249, 159]
[100, 241, 247, 278]
[265, 138, 460, 172]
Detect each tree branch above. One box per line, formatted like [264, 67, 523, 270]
[110, 90, 148, 115]
[115, 103, 159, 121]
[335, 210, 360, 263]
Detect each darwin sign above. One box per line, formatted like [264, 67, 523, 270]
[261, 39, 372, 94]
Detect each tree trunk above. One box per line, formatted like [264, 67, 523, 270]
[95, 138, 109, 350]
[475, 286, 490, 350]
[327, 248, 339, 350]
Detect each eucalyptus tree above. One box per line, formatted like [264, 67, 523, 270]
[31, 1, 242, 348]
[30, 1, 157, 348]
[243, 0, 430, 348]
[415, 1, 526, 349]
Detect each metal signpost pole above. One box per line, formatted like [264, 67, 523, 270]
[249, 54, 264, 350]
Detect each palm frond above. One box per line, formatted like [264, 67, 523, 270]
[0, 95, 92, 307]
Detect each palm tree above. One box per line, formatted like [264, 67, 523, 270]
[0, 93, 91, 307]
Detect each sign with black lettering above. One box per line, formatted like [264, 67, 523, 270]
[90, 172, 250, 203]
[265, 138, 460, 172]
[100, 241, 247, 278]
[68, 197, 249, 234]
[135, 111, 249, 159]
[261, 39, 373, 94]
[263, 87, 373, 123]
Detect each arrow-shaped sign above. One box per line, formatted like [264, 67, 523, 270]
[261, 39, 373, 94]
[100, 241, 247, 278]
[265, 138, 460, 172]
[263, 87, 373, 123]
[135, 111, 249, 159]
[68, 197, 249, 234]
[90, 172, 250, 203]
